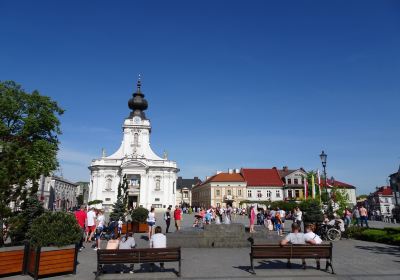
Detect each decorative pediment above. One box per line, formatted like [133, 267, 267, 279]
[121, 160, 148, 169]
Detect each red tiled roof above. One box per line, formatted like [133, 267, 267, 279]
[374, 186, 393, 196]
[241, 168, 284, 187]
[320, 179, 355, 189]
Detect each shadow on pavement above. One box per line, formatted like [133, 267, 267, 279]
[355, 245, 400, 258]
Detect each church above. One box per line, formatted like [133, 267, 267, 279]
[88, 79, 179, 211]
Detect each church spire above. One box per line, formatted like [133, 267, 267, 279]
[128, 75, 148, 119]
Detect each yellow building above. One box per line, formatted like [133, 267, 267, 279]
[191, 170, 247, 208]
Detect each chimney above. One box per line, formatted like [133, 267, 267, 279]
[235, 168, 240, 173]
[216, 171, 222, 175]
[283, 166, 288, 171]
[228, 169, 233, 174]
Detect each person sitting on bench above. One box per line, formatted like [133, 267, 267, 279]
[149, 226, 167, 271]
[280, 223, 306, 269]
[118, 232, 136, 274]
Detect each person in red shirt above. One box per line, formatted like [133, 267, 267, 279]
[74, 205, 87, 251]
[173, 205, 182, 231]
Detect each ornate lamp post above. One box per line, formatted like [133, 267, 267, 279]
[320, 150, 328, 202]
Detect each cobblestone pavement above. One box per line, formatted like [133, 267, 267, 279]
[3, 212, 399, 280]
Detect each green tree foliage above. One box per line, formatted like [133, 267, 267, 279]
[27, 211, 81, 248]
[330, 187, 350, 215]
[8, 196, 45, 245]
[299, 199, 323, 224]
[0, 81, 63, 245]
[130, 207, 149, 223]
[110, 181, 127, 221]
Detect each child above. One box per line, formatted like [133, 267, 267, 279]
[117, 217, 123, 236]
[275, 211, 283, 236]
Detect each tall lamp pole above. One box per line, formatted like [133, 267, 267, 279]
[320, 150, 328, 202]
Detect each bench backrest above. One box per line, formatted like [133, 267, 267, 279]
[251, 243, 332, 259]
[97, 247, 181, 264]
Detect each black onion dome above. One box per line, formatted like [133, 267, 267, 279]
[128, 79, 148, 119]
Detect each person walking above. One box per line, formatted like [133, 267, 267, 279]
[359, 206, 369, 228]
[164, 207, 171, 233]
[74, 205, 87, 251]
[85, 207, 96, 243]
[249, 206, 256, 233]
[147, 207, 156, 240]
[174, 205, 182, 231]
[294, 207, 303, 229]
[353, 207, 360, 226]
[94, 209, 105, 250]
[344, 208, 352, 228]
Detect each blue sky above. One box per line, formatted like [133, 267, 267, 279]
[1, 0, 399, 195]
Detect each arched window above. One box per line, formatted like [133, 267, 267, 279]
[134, 133, 139, 146]
[105, 177, 112, 191]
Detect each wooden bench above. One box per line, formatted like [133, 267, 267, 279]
[250, 243, 334, 274]
[96, 247, 181, 279]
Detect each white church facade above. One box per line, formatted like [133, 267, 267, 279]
[88, 79, 179, 211]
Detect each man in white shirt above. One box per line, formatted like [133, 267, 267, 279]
[280, 223, 306, 269]
[150, 226, 167, 271]
[86, 207, 97, 242]
[304, 224, 323, 269]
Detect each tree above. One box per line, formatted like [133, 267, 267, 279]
[0, 81, 64, 246]
[110, 181, 127, 221]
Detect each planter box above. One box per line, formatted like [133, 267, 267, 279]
[27, 244, 78, 280]
[0, 244, 28, 277]
[132, 222, 147, 233]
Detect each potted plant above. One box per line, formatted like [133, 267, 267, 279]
[130, 207, 149, 233]
[0, 197, 45, 277]
[26, 211, 81, 280]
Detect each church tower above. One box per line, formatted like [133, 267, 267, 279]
[89, 79, 179, 211]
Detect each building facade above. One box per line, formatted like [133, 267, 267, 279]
[241, 168, 284, 202]
[367, 186, 395, 217]
[278, 167, 307, 200]
[88, 80, 179, 212]
[191, 170, 246, 208]
[176, 176, 202, 207]
[37, 175, 78, 211]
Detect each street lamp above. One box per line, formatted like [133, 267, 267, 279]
[320, 150, 328, 201]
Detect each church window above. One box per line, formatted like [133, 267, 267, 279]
[134, 133, 139, 146]
[155, 177, 161, 191]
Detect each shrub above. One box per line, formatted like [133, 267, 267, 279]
[130, 207, 149, 223]
[8, 196, 45, 245]
[345, 226, 366, 238]
[88, 200, 103, 206]
[300, 199, 323, 223]
[27, 211, 81, 247]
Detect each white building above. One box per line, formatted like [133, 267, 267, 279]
[88, 80, 179, 211]
[368, 186, 395, 217]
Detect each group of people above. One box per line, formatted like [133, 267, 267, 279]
[249, 206, 303, 235]
[147, 205, 183, 240]
[192, 206, 236, 227]
[74, 205, 106, 251]
[343, 205, 369, 228]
